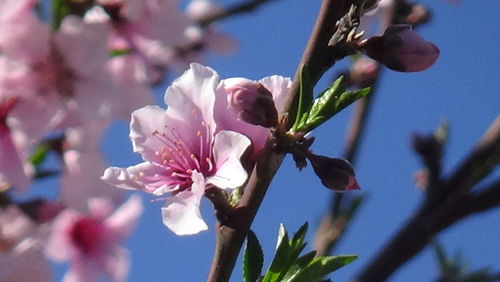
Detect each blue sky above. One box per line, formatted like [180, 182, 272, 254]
[60, 0, 500, 281]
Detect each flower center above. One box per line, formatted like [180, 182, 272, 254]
[69, 217, 106, 256]
[151, 115, 216, 191]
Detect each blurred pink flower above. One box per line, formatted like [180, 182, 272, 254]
[86, 0, 192, 82]
[46, 195, 142, 282]
[0, 98, 32, 190]
[103, 64, 256, 235]
[0, 204, 52, 281]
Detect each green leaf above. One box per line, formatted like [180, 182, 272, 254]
[281, 251, 317, 282]
[52, 0, 70, 30]
[290, 222, 308, 249]
[288, 255, 358, 282]
[110, 49, 131, 58]
[292, 64, 314, 132]
[29, 144, 50, 167]
[262, 224, 307, 282]
[244, 230, 264, 282]
[307, 76, 345, 120]
[295, 75, 371, 133]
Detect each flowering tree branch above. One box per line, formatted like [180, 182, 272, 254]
[353, 116, 500, 282]
[313, 0, 434, 257]
[206, 0, 362, 281]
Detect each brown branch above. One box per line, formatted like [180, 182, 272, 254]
[353, 116, 500, 282]
[313, 0, 439, 257]
[206, 1, 358, 281]
[198, 0, 280, 27]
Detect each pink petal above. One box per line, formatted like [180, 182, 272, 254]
[130, 105, 172, 163]
[0, 127, 31, 190]
[207, 130, 250, 189]
[45, 209, 80, 262]
[161, 171, 208, 235]
[105, 195, 143, 240]
[103, 246, 129, 282]
[62, 151, 124, 213]
[55, 16, 110, 77]
[102, 162, 175, 195]
[164, 63, 218, 139]
[258, 75, 292, 116]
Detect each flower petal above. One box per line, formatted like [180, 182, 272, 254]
[105, 195, 143, 240]
[258, 75, 292, 116]
[161, 171, 207, 235]
[101, 162, 175, 195]
[164, 63, 218, 137]
[207, 130, 250, 189]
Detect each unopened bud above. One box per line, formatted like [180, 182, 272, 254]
[307, 153, 360, 192]
[359, 25, 439, 72]
[224, 78, 278, 128]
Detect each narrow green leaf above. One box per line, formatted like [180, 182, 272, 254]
[52, 0, 70, 30]
[110, 49, 131, 58]
[432, 241, 449, 272]
[308, 76, 345, 119]
[244, 230, 264, 282]
[281, 251, 317, 282]
[291, 222, 308, 249]
[300, 84, 371, 133]
[29, 144, 49, 167]
[263, 224, 307, 282]
[292, 64, 314, 131]
[262, 225, 291, 282]
[290, 255, 358, 282]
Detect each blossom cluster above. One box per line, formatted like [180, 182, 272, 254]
[0, 0, 237, 280]
[0, 0, 439, 280]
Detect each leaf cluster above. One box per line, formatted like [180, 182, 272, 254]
[243, 222, 357, 282]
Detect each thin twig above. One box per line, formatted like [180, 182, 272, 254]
[353, 116, 500, 282]
[198, 0, 280, 27]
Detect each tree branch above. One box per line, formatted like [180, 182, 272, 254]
[206, 0, 357, 281]
[353, 116, 500, 282]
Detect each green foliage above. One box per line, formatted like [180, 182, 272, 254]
[52, 0, 70, 30]
[291, 67, 371, 133]
[244, 230, 264, 282]
[110, 49, 132, 58]
[433, 241, 500, 282]
[243, 223, 357, 282]
[29, 143, 50, 167]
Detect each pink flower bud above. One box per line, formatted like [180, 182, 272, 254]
[224, 78, 278, 128]
[307, 153, 360, 192]
[359, 24, 439, 72]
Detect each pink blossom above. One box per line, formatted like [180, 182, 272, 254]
[0, 205, 52, 281]
[173, 0, 237, 69]
[103, 64, 256, 235]
[215, 73, 292, 159]
[0, 239, 53, 282]
[225, 77, 278, 128]
[86, 0, 192, 82]
[0, 98, 32, 190]
[45, 196, 142, 282]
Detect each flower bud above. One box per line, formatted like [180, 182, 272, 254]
[307, 153, 360, 192]
[224, 78, 278, 128]
[359, 24, 439, 72]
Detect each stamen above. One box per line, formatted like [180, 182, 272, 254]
[206, 157, 214, 172]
